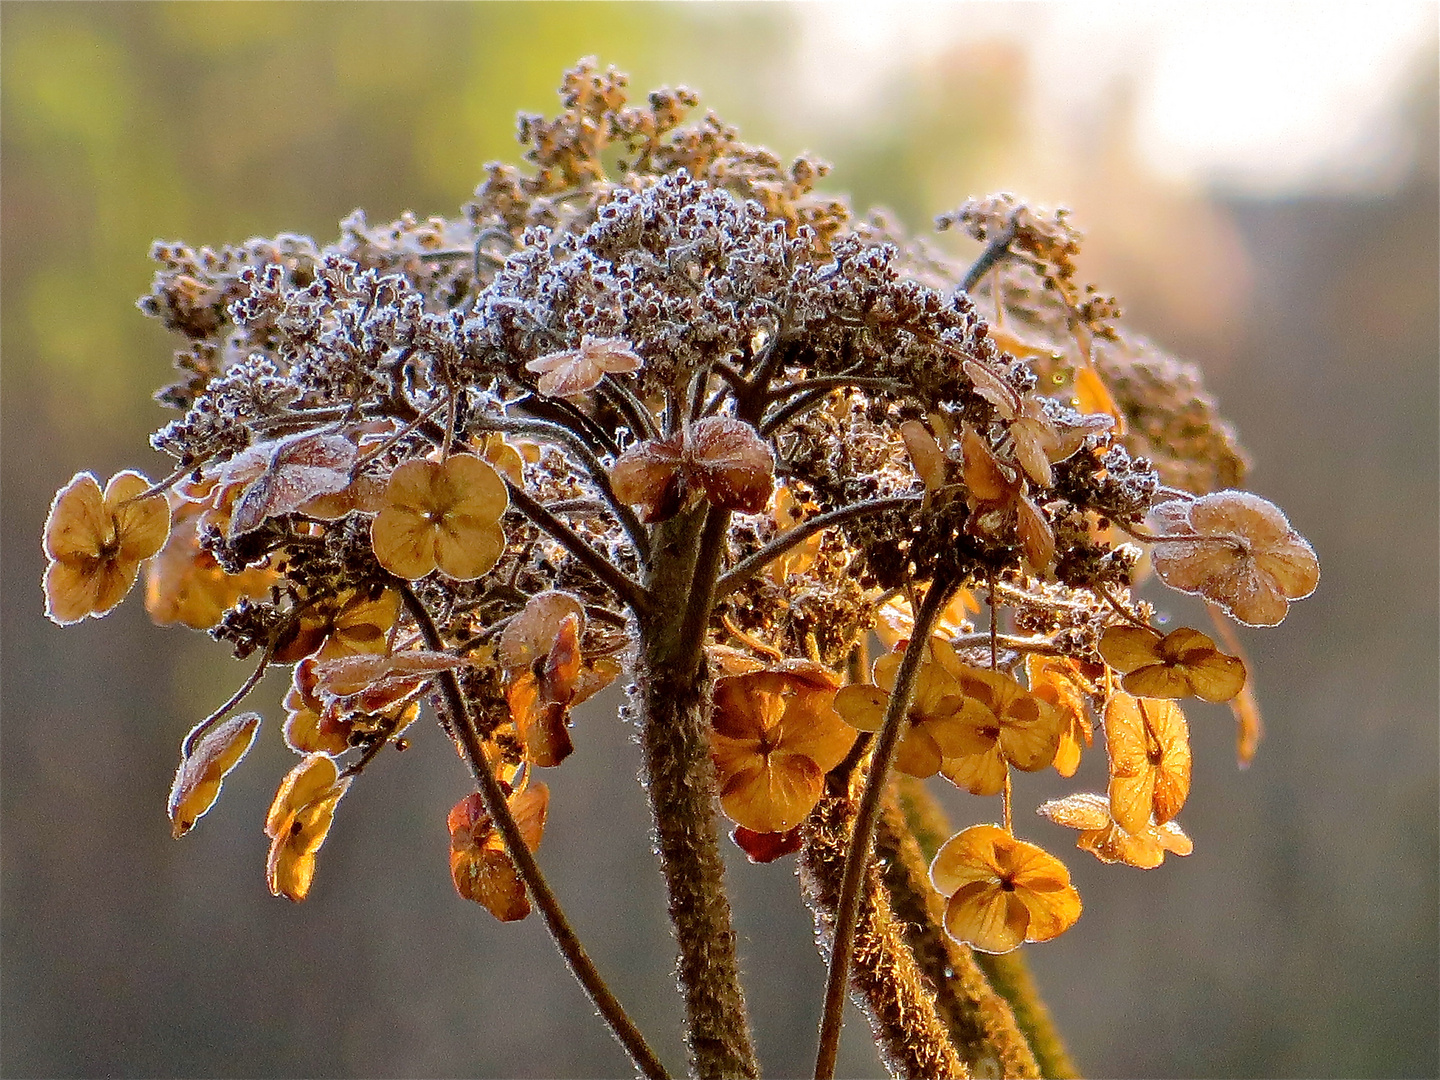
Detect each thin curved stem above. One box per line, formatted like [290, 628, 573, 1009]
[715, 495, 922, 601]
[504, 480, 649, 615]
[814, 572, 957, 1080]
[960, 219, 1018, 295]
[181, 639, 278, 757]
[601, 377, 662, 443]
[471, 413, 651, 567]
[400, 585, 670, 1080]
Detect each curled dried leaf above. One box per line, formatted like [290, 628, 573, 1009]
[228, 432, 357, 538]
[168, 712, 261, 838]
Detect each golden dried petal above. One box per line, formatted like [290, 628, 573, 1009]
[719, 754, 824, 833]
[1181, 650, 1248, 703]
[960, 425, 1016, 503]
[1016, 493, 1056, 571]
[167, 712, 262, 838]
[1098, 625, 1164, 673]
[44, 473, 107, 562]
[944, 881, 1029, 954]
[1037, 792, 1112, 831]
[265, 753, 341, 838]
[832, 683, 888, 733]
[228, 433, 355, 538]
[900, 420, 948, 491]
[105, 472, 171, 561]
[265, 764, 350, 902]
[940, 744, 1008, 794]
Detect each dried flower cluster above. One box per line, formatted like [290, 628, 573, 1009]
[44, 60, 1317, 1079]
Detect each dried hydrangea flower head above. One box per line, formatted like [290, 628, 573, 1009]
[710, 662, 855, 833]
[1099, 624, 1246, 702]
[371, 454, 509, 581]
[42, 58, 1323, 1080]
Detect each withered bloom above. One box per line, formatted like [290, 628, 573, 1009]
[710, 663, 855, 834]
[610, 416, 774, 522]
[44, 471, 170, 625]
[1149, 491, 1318, 626]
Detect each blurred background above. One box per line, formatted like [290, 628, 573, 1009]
[3, 4, 1435, 1077]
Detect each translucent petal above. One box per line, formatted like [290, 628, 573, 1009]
[168, 712, 261, 838]
[44, 473, 107, 561]
[944, 881, 1029, 954]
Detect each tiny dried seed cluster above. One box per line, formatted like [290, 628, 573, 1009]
[43, 56, 1318, 1072]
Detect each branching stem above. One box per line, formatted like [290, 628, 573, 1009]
[399, 585, 670, 1080]
[715, 495, 922, 600]
[503, 480, 649, 615]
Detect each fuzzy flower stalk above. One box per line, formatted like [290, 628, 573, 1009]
[44, 60, 1317, 1080]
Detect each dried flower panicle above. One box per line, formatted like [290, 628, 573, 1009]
[43, 59, 1321, 1067]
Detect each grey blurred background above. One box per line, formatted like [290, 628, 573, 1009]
[3, 4, 1435, 1077]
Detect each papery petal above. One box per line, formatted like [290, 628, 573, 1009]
[930, 824, 1008, 897]
[832, 684, 888, 733]
[371, 509, 441, 579]
[433, 518, 505, 581]
[1037, 792, 1112, 831]
[720, 756, 823, 833]
[941, 745, 1008, 796]
[1098, 626, 1163, 673]
[778, 696, 856, 774]
[688, 417, 775, 515]
[168, 712, 261, 837]
[44, 473, 107, 561]
[944, 881, 1029, 954]
[731, 824, 805, 863]
[265, 754, 341, 838]
[999, 709, 1062, 772]
[893, 723, 946, 779]
[1019, 880, 1082, 942]
[1183, 651, 1247, 703]
[1121, 665, 1196, 700]
[44, 559, 105, 625]
[107, 473, 171, 560]
[499, 591, 586, 675]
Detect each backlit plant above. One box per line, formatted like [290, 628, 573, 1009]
[43, 60, 1319, 1079]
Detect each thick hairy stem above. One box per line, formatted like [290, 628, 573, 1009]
[635, 506, 758, 1079]
[876, 788, 1042, 1079]
[972, 955, 1077, 1080]
[399, 586, 668, 1080]
[815, 574, 956, 1080]
[897, 778, 1072, 1080]
[799, 796, 969, 1079]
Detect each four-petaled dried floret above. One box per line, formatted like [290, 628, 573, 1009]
[44, 471, 171, 625]
[1149, 490, 1319, 626]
